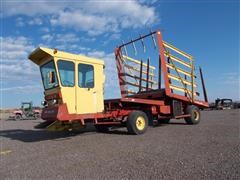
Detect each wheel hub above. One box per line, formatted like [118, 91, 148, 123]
[136, 116, 145, 130]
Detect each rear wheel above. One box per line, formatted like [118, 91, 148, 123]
[15, 114, 21, 120]
[95, 125, 109, 133]
[184, 105, 201, 124]
[127, 111, 148, 135]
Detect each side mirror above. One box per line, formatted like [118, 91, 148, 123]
[48, 71, 56, 84]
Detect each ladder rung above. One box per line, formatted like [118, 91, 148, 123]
[164, 52, 192, 68]
[168, 74, 197, 87]
[122, 55, 156, 70]
[169, 84, 198, 96]
[166, 63, 193, 77]
[163, 41, 193, 60]
[124, 73, 157, 84]
[124, 64, 155, 77]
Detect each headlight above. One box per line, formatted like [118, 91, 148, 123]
[41, 101, 47, 106]
[52, 99, 57, 104]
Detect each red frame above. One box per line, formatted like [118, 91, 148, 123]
[41, 30, 209, 125]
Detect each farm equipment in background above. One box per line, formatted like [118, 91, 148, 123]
[28, 30, 209, 134]
[8, 102, 41, 120]
[211, 98, 233, 110]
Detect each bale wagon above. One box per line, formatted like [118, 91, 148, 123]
[29, 30, 209, 134]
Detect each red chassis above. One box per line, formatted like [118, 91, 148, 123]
[41, 30, 209, 127]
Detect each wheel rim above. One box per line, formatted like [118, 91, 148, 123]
[194, 111, 199, 121]
[136, 116, 145, 130]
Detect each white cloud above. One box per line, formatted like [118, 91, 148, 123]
[16, 17, 25, 27]
[86, 50, 120, 98]
[0, 36, 40, 83]
[55, 33, 80, 43]
[0, 85, 42, 93]
[50, 10, 117, 36]
[28, 17, 43, 25]
[2, 0, 61, 16]
[0, 36, 34, 62]
[41, 34, 54, 42]
[2, 0, 158, 35]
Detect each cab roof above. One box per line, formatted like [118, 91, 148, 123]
[28, 47, 104, 66]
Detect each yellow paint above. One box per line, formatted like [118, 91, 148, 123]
[168, 74, 197, 87]
[136, 116, 145, 130]
[169, 84, 198, 96]
[125, 64, 155, 77]
[122, 55, 156, 70]
[191, 59, 195, 102]
[46, 121, 84, 131]
[29, 47, 105, 115]
[0, 150, 12, 155]
[163, 41, 193, 60]
[166, 63, 192, 77]
[164, 52, 192, 68]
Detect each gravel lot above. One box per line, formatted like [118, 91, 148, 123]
[0, 109, 239, 180]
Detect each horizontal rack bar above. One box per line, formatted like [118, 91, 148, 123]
[168, 74, 197, 87]
[122, 55, 156, 70]
[163, 41, 193, 60]
[166, 63, 194, 77]
[124, 64, 155, 77]
[125, 81, 153, 90]
[119, 31, 156, 48]
[125, 73, 157, 84]
[169, 84, 198, 96]
[164, 52, 192, 68]
[126, 89, 138, 94]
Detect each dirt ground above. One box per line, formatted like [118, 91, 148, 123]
[0, 109, 239, 180]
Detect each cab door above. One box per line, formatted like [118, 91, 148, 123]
[76, 63, 96, 114]
[56, 59, 76, 114]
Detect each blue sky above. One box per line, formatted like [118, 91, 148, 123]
[0, 0, 239, 108]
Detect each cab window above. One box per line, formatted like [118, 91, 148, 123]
[40, 60, 59, 90]
[57, 60, 75, 87]
[78, 64, 94, 88]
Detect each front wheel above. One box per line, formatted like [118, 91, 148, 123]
[127, 111, 148, 135]
[184, 105, 201, 124]
[15, 114, 21, 120]
[34, 113, 40, 119]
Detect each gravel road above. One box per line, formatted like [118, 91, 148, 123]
[0, 109, 239, 180]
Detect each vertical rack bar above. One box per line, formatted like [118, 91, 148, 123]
[155, 31, 171, 96]
[184, 75, 187, 97]
[167, 57, 173, 93]
[158, 55, 161, 89]
[146, 58, 150, 91]
[115, 48, 127, 97]
[191, 59, 194, 102]
[199, 67, 208, 102]
[139, 60, 143, 92]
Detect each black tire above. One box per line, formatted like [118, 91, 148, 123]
[159, 118, 170, 124]
[127, 111, 148, 135]
[95, 125, 109, 133]
[15, 114, 21, 120]
[184, 105, 201, 124]
[34, 113, 40, 119]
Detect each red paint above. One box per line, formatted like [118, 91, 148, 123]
[160, 105, 171, 114]
[41, 30, 209, 126]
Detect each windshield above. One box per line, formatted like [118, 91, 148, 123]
[40, 60, 59, 90]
